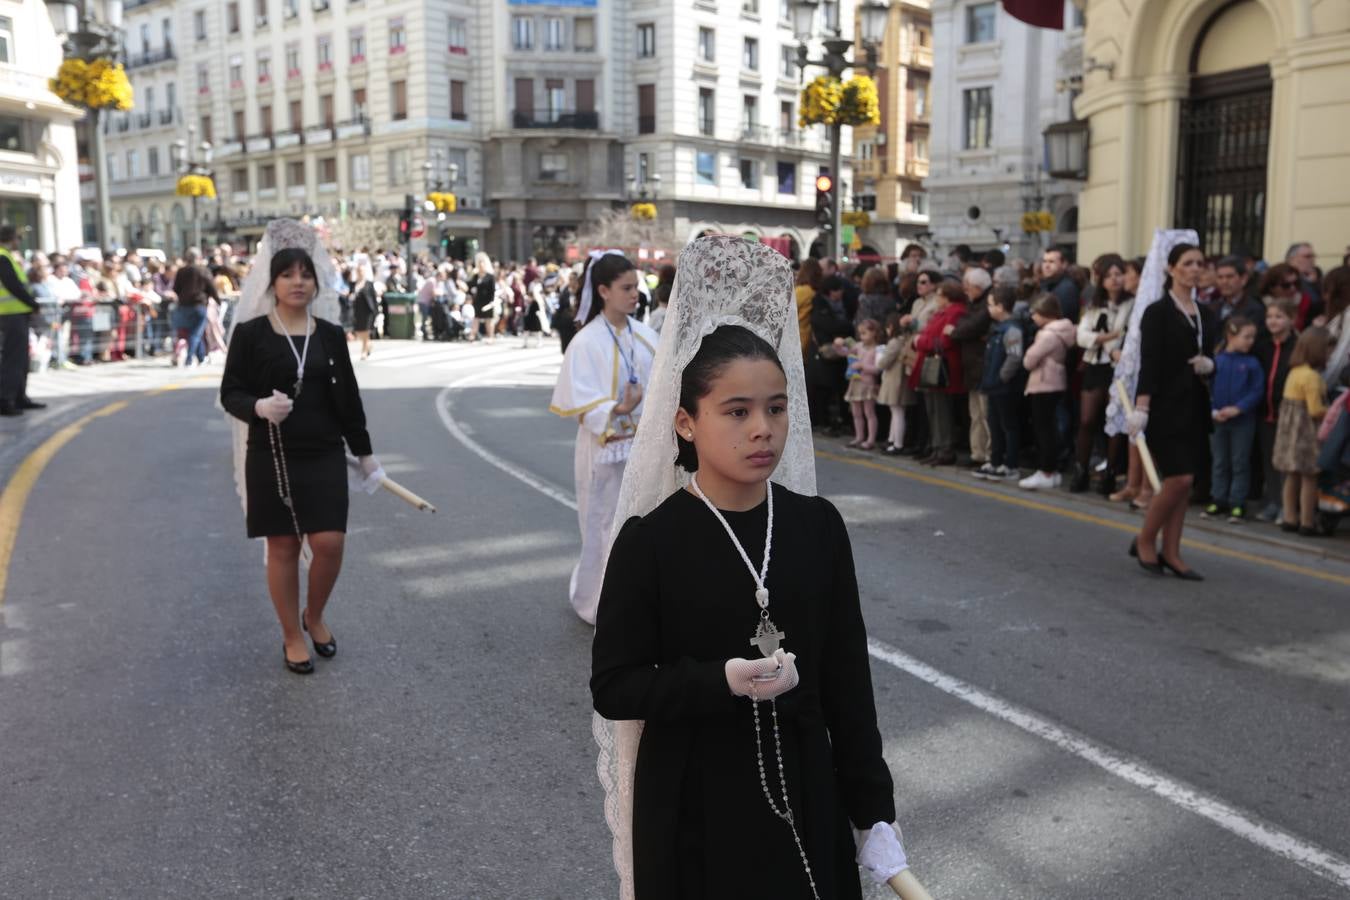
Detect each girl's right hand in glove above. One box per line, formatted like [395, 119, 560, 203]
[255, 389, 294, 425]
[1125, 408, 1149, 437]
[726, 649, 799, 700]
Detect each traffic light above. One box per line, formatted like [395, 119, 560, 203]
[815, 174, 834, 230]
[398, 209, 412, 241]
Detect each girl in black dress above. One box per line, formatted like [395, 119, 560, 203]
[221, 247, 381, 674]
[1128, 243, 1214, 580]
[592, 323, 920, 899]
[350, 263, 379, 359]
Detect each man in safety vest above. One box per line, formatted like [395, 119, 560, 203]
[0, 224, 45, 416]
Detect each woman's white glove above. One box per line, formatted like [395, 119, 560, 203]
[726, 648, 799, 700]
[1189, 355, 1215, 376]
[357, 454, 386, 494]
[1125, 409, 1149, 437]
[855, 822, 910, 884]
[254, 390, 293, 425]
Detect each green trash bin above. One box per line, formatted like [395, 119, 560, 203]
[383, 292, 417, 340]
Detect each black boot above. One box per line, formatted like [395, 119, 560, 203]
[1069, 464, 1090, 494]
[1097, 472, 1116, 498]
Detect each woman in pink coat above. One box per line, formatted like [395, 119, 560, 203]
[1020, 294, 1078, 489]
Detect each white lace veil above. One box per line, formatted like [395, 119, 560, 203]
[593, 235, 817, 899]
[1105, 228, 1199, 436]
[225, 218, 342, 524]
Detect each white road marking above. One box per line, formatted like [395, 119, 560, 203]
[435, 372, 1350, 892]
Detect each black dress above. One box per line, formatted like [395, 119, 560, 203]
[592, 485, 895, 900]
[1136, 296, 1216, 478]
[220, 316, 373, 538]
[351, 283, 379, 332]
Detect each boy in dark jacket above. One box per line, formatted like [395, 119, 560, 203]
[975, 287, 1026, 480]
[1253, 297, 1298, 521]
[1205, 315, 1264, 521]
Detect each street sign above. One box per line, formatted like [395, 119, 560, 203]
[412, 218, 425, 239]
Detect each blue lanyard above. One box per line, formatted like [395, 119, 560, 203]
[603, 316, 640, 385]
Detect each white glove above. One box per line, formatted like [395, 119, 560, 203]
[254, 389, 293, 425]
[856, 822, 910, 884]
[358, 454, 385, 494]
[726, 649, 799, 700]
[1125, 408, 1148, 437]
[1189, 355, 1215, 376]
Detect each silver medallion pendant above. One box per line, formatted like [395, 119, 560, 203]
[293, 377, 303, 398]
[750, 616, 786, 658]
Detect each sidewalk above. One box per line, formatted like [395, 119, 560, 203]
[817, 433, 1350, 567]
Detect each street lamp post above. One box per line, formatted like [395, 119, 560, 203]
[173, 126, 213, 253]
[44, 0, 124, 250]
[792, 0, 888, 258]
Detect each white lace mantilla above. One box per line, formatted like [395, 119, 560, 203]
[594, 235, 817, 899]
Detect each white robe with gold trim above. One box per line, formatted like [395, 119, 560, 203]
[549, 316, 658, 624]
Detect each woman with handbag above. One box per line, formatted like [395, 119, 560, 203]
[910, 282, 968, 465]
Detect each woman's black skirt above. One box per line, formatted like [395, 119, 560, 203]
[1082, 362, 1115, 391]
[245, 446, 349, 538]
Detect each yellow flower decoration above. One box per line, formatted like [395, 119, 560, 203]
[428, 192, 458, 212]
[799, 75, 843, 127]
[630, 202, 657, 221]
[839, 75, 881, 127]
[50, 57, 134, 111]
[176, 174, 217, 199]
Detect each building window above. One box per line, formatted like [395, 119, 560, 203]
[858, 193, 877, 211]
[739, 158, 758, 190]
[543, 17, 564, 51]
[226, 2, 239, 34]
[200, 115, 212, 143]
[319, 156, 337, 185]
[228, 55, 243, 88]
[166, 81, 176, 115]
[352, 87, 366, 118]
[450, 80, 467, 121]
[286, 160, 304, 187]
[911, 190, 929, 216]
[698, 27, 715, 63]
[256, 51, 271, 83]
[781, 45, 796, 79]
[0, 17, 14, 64]
[320, 92, 334, 127]
[350, 28, 365, 62]
[512, 16, 533, 51]
[255, 0, 267, 28]
[259, 103, 272, 134]
[285, 42, 301, 77]
[317, 34, 332, 68]
[288, 99, 302, 130]
[962, 86, 992, 149]
[391, 80, 407, 120]
[779, 0, 791, 22]
[540, 152, 568, 181]
[169, 142, 183, 170]
[858, 141, 874, 160]
[139, 23, 150, 55]
[284, 0, 297, 19]
[389, 17, 405, 54]
[259, 163, 276, 190]
[162, 16, 172, 47]
[577, 79, 595, 114]
[197, 62, 210, 93]
[776, 161, 796, 194]
[742, 37, 758, 71]
[573, 17, 595, 52]
[965, 2, 996, 44]
[232, 109, 245, 139]
[742, 0, 760, 13]
[779, 100, 793, 134]
[231, 167, 248, 193]
[448, 16, 467, 53]
[193, 10, 206, 42]
[696, 151, 717, 186]
[545, 79, 564, 120]
[913, 136, 928, 159]
[742, 94, 758, 132]
[637, 84, 655, 134]
[388, 148, 409, 186]
[698, 88, 715, 136]
[350, 153, 370, 189]
[636, 23, 655, 58]
[914, 81, 927, 118]
[148, 146, 160, 176]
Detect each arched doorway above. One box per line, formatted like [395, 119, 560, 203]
[1174, 1, 1272, 257]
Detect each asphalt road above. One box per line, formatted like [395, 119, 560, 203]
[2, 339, 1348, 899]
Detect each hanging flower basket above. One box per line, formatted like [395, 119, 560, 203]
[428, 191, 457, 212]
[630, 202, 657, 221]
[176, 174, 217, 199]
[798, 76, 843, 127]
[838, 75, 881, 127]
[798, 75, 880, 128]
[50, 58, 135, 111]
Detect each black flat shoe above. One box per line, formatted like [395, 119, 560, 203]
[1128, 538, 1138, 558]
[1159, 556, 1204, 581]
[17, 398, 46, 410]
[1280, 522, 1299, 533]
[284, 646, 314, 675]
[303, 610, 337, 658]
[1298, 526, 1325, 538]
[1137, 557, 1164, 575]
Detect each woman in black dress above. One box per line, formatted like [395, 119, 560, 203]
[221, 247, 381, 673]
[1129, 243, 1214, 580]
[350, 263, 379, 359]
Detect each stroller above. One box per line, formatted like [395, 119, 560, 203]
[428, 299, 460, 342]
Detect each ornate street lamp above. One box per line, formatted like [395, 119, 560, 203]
[173, 126, 214, 252]
[1043, 118, 1089, 181]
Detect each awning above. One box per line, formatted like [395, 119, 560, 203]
[1003, 0, 1063, 30]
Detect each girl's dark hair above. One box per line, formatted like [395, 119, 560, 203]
[1220, 315, 1255, 351]
[1320, 265, 1350, 322]
[676, 325, 784, 472]
[884, 311, 904, 339]
[1162, 242, 1200, 294]
[582, 253, 637, 324]
[1290, 326, 1331, 371]
[1032, 293, 1062, 319]
[990, 285, 1018, 314]
[269, 247, 318, 291]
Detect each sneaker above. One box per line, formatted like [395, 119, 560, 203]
[1051, 472, 1062, 488]
[1228, 507, 1245, 523]
[1257, 504, 1279, 523]
[1201, 504, 1220, 519]
[972, 463, 998, 480]
[996, 465, 1019, 480]
[1018, 471, 1057, 490]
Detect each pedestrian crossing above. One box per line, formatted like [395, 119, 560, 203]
[25, 360, 223, 400]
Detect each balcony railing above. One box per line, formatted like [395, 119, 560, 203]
[136, 113, 152, 128]
[115, 117, 132, 133]
[513, 109, 600, 130]
[335, 116, 371, 139]
[903, 44, 933, 70]
[159, 108, 175, 125]
[740, 124, 773, 144]
[904, 158, 930, 179]
[637, 115, 655, 134]
[126, 44, 176, 68]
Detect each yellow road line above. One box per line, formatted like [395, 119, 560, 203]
[0, 400, 130, 607]
[816, 449, 1350, 588]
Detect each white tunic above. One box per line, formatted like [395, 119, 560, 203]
[549, 315, 658, 624]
